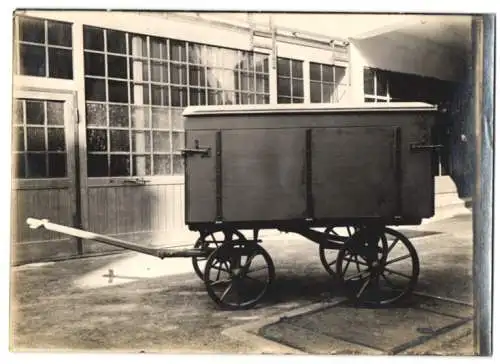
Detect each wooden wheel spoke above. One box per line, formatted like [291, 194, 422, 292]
[327, 258, 337, 267]
[210, 279, 232, 287]
[220, 283, 234, 302]
[344, 268, 370, 281]
[343, 256, 369, 266]
[246, 265, 267, 274]
[383, 267, 413, 280]
[385, 254, 411, 265]
[386, 238, 400, 254]
[356, 277, 371, 298]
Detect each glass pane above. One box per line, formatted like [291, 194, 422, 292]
[20, 44, 46, 77]
[278, 77, 291, 97]
[189, 66, 201, 86]
[255, 74, 265, 93]
[129, 34, 148, 57]
[19, 17, 45, 43]
[208, 90, 222, 105]
[153, 154, 170, 175]
[48, 47, 73, 79]
[292, 79, 303, 98]
[310, 63, 321, 81]
[84, 52, 105, 76]
[26, 153, 46, 178]
[47, 21, 72, 47]
[171, 108, 184, 130]
[322, 65, 333, 82]
[310, 81, 322, 103]
[150, 37, 165, 59]
[140, 62, 149, 81]
[14, 100, 23, 125]
[87, 154, 108, 177]
[130, 83, 150, 105]
[85, 78, 106, 101]
[150, 61, 162, 83]
[83, 26, 104, 51]
[277, 58, 290, 76]
[132, 131, 151, 153]
[15, 154, 26, 178]
[363, 68, 375, 95]
[109, 104, 129, 127]
[87, 129, 108, 151]
[47, 128, 65, 151]
[170, 63, 187, 85]
[48, 153, 66, 177]
[172, 132, 184, 152]
[46, 101, 64, 126]
[224, 91, 235, 105]
[153, 131, 170, 152]
[110, 155, 130, 176]
[172, 155, 184, 175]
[189, 88, 201, 106]
[108, 80, 129, 103]
[26, 101, 44, 125]
[278, 96, 291, 104]
[322, 83, 334, 103]
[110, 130, 130, 152]
[131, 106, 150, 128]
[292, 97, 304, 104]
[364, 97, 375, 103]
[171, 87, 187, 107]
[151, 85, 165, 106]
[132, 155, 151, 176]
[377, 71, 388, 96]
[107, 55, 127, 79]
[255, 54, 267, 73]
[86, 103, 107, 126]
[106, 29, 126, 54]
[14, 127, 24, 151]
[152, 107, 169, 128]
[292, 60, 303, 78]
[169, 40, 186, 62]
[189, 43, 202, 64]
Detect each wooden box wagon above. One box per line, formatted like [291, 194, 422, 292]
[27, 102, 440, 310]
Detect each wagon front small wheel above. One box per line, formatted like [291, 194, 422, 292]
[204, 242, 275, 310]
[319, 226, 359, 277]
[192, 229, 246, 280]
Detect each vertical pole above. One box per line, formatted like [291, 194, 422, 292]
[472, 14, 493, 356]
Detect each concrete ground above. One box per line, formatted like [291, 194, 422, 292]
[9, 212, 474, 355]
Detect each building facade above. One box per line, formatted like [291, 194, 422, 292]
[11, 11, 473, 264]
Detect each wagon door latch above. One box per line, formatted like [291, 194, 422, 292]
[179, 140, 211, 158]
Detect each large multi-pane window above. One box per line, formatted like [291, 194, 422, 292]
[83, 26, 270, 177]
[16, 16, 73, 79]
[363, 68, 390, 103]
[277, 57, 304, 104]
[310, 62, 348, 103]
[13, 99, 67, 178]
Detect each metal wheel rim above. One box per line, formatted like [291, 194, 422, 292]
[336, 227, 420, 306]
[203, 243, 275, 310]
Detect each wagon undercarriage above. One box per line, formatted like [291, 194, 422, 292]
[26, 218, 420, 310]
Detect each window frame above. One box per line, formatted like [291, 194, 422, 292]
[363, 67, 391, 103]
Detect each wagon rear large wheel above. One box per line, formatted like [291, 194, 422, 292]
[319, 226, 359, 277]
[336, 227, 420, 306]
[204, 242, 275, 310]
[192, 229, 246, 280]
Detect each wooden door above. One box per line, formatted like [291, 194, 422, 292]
[11, 90, 79, 264]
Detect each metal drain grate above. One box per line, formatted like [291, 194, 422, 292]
[259, 294, 472, 355]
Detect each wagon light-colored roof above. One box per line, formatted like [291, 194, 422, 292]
[182, 102, 438, 116]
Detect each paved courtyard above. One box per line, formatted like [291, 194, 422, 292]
[10, 212, 473, 355]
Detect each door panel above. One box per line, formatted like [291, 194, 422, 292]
[184, 131, 218, 224]
[11, 91, 78, 264]
[312, 126, 398, 219]
[221, 129, 307, 222]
